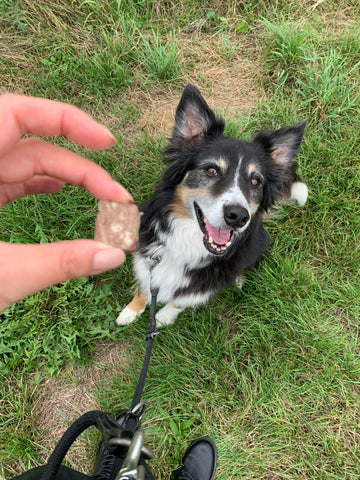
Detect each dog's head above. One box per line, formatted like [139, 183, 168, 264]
[164, 84, 307, 256]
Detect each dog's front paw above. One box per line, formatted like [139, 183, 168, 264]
[235, 274, 244, 290]
[155, 305, 184, 328]
[116, 307, 141, 326]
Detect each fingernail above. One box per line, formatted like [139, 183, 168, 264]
[107, 131, 116, 145]
[98, 123, 116, 144]
[92, 247, 125, 274]
[113, 181, 133, 202]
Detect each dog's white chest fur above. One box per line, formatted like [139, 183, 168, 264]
[134, 217, 212, 306]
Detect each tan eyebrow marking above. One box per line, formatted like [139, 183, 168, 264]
[217, 157, 227, 171]
[247, 163, 257, 176]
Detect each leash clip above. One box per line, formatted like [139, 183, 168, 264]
[115, 429, 146, 480]
[144, 331, 160, 341]
[129, 402, 147, 418]
[149, 244, 163, 265]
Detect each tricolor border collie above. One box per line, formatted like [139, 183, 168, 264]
[117, 84, 307, 327]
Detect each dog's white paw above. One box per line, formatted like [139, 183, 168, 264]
[116, 307, 142, 326]
[291, 181, 308, 206]
[235, 275, 244, 290]
[155, 305, 183, 328]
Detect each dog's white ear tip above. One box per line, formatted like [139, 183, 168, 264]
[291, 182, 308, 206]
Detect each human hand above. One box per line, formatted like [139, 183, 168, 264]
[0, 93, 132, 311]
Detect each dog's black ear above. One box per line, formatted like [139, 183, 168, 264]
[173, 84, 224, 145]
[255, 121, 307, 210]
[255, 120, 306, 166]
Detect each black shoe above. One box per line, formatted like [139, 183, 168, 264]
[171, 436, 217, 480]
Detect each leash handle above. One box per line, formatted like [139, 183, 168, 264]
[40, 410, 103, 480]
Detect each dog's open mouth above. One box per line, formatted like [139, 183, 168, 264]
[194, 202, 233, 255]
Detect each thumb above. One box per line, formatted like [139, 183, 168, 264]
[0, 240, 125, 311]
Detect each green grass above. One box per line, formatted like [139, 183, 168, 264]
[140, 31, 184, 83]
[1, 1, 360, 479]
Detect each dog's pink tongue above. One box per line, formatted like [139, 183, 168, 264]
[205, 221, 231, 245]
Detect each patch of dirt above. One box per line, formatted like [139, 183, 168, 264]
[32, 342, 129, 473]
[129, 34, 263, 138]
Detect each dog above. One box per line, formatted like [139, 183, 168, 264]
[116, 84, 307, 327]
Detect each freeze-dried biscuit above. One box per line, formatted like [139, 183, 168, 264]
[95, 200, 140, 252]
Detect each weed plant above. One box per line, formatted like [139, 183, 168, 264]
[1, 1, 360, 479]
[140, 32, 184, 83]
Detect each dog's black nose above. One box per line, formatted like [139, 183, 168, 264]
[224, 204, 250, 228]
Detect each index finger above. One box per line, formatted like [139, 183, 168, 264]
[0, 93, 116, 155]
[0, 138, 133, 203]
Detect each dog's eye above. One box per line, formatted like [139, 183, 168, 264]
[206, 167, 218, 177]
[250, 176, 261, 187]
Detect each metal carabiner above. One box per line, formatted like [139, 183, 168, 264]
[130, 402, 147, 418]
[115, 429, 146, 480]
[149, 244, 164, 265]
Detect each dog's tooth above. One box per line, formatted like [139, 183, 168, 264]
[208, 236, 213, 244]
[226, 241, 232, 247]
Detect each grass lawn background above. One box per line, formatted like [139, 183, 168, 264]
[1, 1, 359, 478]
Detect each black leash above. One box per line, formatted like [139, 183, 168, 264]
[39, 249, 163, 480]
[130, 244, 163, 410]
[130, 287, 159, 410]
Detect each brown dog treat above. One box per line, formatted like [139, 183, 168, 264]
[95, 200, 140, 252]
